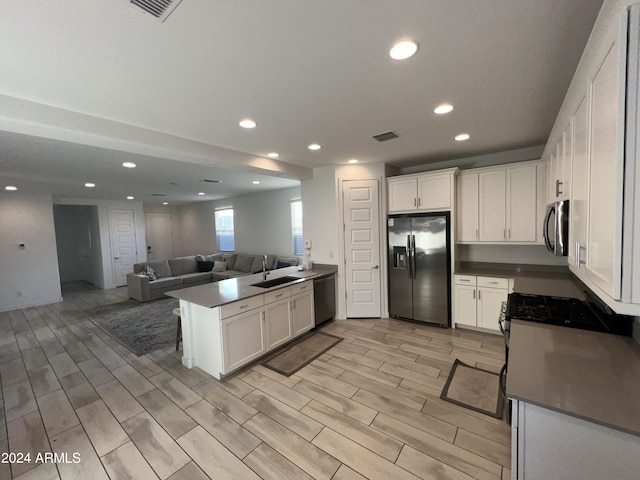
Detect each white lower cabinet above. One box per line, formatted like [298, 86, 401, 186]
[221, 307, 265, 373]
[265, 294, 293, 351]
[511, 400, 640, 480]
[454, 274, 512, 333]
[291, 283, 315, 336]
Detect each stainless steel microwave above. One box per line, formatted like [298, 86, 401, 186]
[543, 200, 569, 256]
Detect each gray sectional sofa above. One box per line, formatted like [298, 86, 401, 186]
[126, 253, 299, 302]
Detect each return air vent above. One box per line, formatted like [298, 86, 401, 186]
[201, 179, 222, 183]
[151, 193, 166, 197]
[372, 131, 400, 142]
[130, 0, 183, 22]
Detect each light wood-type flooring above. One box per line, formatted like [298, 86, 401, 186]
[0, 282, 511, 479]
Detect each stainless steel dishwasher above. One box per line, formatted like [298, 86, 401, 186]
[313, 273, 336, 326]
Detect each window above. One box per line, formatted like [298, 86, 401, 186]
[291, 200, 303, 255]
[215, 208, 235, 251]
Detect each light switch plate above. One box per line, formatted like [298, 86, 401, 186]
[303, 239, 312, 249]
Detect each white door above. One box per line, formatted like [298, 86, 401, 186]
[343, 179, 381, 318]
[109, 209, 138, 287]
[145, 212, 174, 261]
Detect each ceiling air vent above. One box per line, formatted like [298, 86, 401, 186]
[372, 130, 400, 142]
[130, 0, 183, 22]
[201, 179, 222, 183]
[151, 193, 166, 197]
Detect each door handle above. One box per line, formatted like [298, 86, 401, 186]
[114, 256, 120, 259]
[371, 265, 379, 269]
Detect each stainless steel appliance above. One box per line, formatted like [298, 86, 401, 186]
[543, 200, 569, 256]
[388, 212, 451, 326]
[313, 273, 336, 327]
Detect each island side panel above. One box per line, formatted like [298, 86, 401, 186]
[180, 299, 224, 379]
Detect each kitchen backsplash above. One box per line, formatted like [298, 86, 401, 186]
[457, 245, 569, 266]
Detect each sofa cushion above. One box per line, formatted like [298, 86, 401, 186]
[148, 277, 182, 290]
[207, 253, 224, 262]
[181, 272, 213, 284]
[234, 254, 255, 273]
[142, 265, 158, 280]
[222, 253, 237, 270]
[250, 255, 266, 273]
[134, 260, 171, 278]
[265, 254, 278, 270]
[197, 260, 214, 272]
[169, 256, 198, 276]
[212, 261, 227, 272]
[276, 256, 299, 268]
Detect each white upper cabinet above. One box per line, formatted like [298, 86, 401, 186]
[457, 161, 541, 244]
[545, 4, 640, 314]
[388, 169, 457, 213]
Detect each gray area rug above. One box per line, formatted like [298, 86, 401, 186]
[262, 332, 343, 377]
[440, 359, 504, 419]
[85, 297, 179, 356]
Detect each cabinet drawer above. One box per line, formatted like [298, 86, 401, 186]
[454, 274, 477, 286]
[477, 276, 509, 289]
[291, 281, 313, 296]
[220, 295, 263, 319]
[264, 287, 291, 305]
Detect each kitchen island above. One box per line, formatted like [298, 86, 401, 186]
[166, 266, 333, 379]
[507, 320, 640, 479]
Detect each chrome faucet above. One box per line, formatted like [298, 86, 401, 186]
[262, 254, 269, 281]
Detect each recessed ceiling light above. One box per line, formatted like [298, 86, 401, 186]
[434, 103, 454, 115]
[348, 159, 359, 164]
[308, 144, 321, 151]
[389, 39, 419, 60]
[84, 182, 95, 188]
[198, 192, 205, 196]
[239, 119, 257, 129]
[455, 133, 470, 141]
[252, 180, 260, 185]
[127, 196, 134, 200]
[122, 162, 137, 168]
[267, 152, 280, 158]
[162, 202, 169, 205]
[5, 185, 17, 191]
[208, 161, 217, 166]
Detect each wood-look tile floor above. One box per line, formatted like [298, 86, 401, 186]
[0, 282, 511, 480]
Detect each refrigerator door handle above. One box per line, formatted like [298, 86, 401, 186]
[411, 235, 417, 279]
[407, 235, 412, 278]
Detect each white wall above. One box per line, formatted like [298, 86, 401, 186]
[0, 193, 62, 312]
[176, 186, 302, 257]
[457, 244, 569, 266]
[301, 166, 339, 264]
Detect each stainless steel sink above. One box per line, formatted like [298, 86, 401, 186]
[250, 276, 299, 288]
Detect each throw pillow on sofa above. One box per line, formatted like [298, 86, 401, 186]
[142, 265, 158, 280]
[197, 260, 214, 272]
[212, 261, 227, 272]
[234, 254, 255, 273]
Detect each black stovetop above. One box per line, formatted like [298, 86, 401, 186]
[506, 293, 633, 335]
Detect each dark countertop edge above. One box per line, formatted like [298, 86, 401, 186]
[507, 393, 640, 438]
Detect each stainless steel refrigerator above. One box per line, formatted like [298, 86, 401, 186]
[388, 212, 451, 326]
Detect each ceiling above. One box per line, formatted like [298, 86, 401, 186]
[0, 0, 604, 205]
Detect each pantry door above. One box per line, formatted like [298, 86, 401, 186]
[342, 179, 382, 318]
[109, 209, 138, 286]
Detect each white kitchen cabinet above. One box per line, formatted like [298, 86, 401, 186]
[543, 4, 640, 315]
[221, 306, 265, 373]
[264, 296, 292, 351]
[453, 275, 512, 333]
[511, 400, 640, 480]
[547, 122, 573, 202]
[291, 283, 314, 336]
[387, 169, 457, 213]
[457, 161, 541, 244]
[456, 173, 479, 241]
[568, 94, 589, 274]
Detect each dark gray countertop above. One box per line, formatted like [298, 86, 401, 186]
[506, 320, 640, 436]
[166, 265, 337, 308]
[455, 262, 586, 299]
